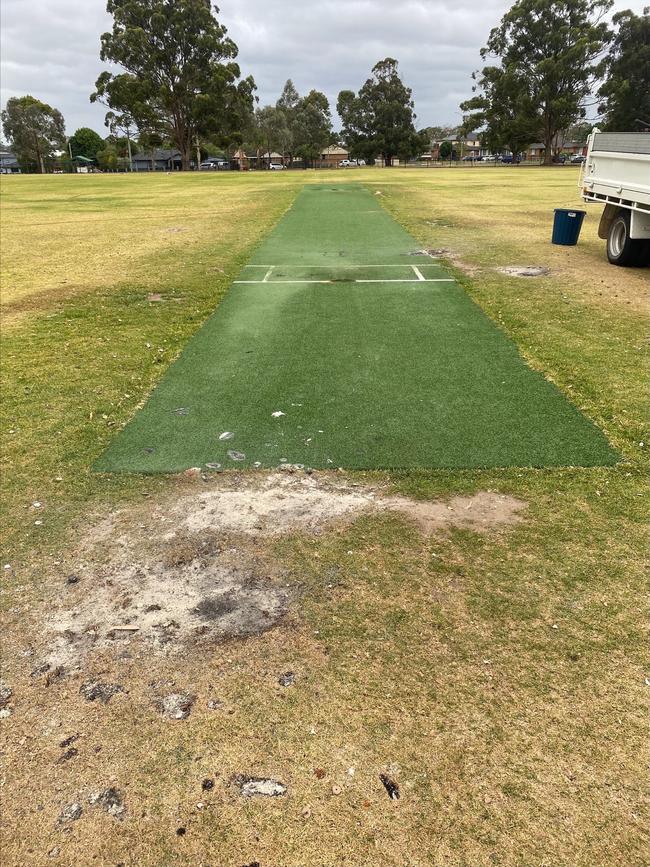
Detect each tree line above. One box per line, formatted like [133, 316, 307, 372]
[461, 0, 649, 165]
[2, 0, 648, 173]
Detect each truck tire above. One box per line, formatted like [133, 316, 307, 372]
[607, 210, 646, 266]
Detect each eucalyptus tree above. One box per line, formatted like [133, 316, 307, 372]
[91, 0, 255, 169]
[1, 95, 65, 173]
[598, 7, 650, 130]
[337, 59, 426, 166]
[461, 0, 612, 164]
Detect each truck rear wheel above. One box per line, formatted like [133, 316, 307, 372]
[607, 210, 646, 266]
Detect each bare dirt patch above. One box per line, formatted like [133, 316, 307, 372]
[382, 490, 526, 534]
[497, 265, 550, 278]
[34, 472, 525, 675]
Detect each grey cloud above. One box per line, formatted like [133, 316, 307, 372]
[2, 0, 646, 137]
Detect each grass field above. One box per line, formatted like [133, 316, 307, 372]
[1, 167, 648, 866]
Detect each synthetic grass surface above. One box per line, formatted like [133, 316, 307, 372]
[96, 184, 618, 471]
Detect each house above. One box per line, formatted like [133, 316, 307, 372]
[562, 140, 588, 156]
[0, 150, 21, 173]
[320, 145, 349, 166]
[259, 151, 285, 168]
[524, 139, 587, 161]
[427, 132, 483, 160]
[525, 143, 545, 161]
[231, 148, 252, 170]
[131, 148, 184, 171]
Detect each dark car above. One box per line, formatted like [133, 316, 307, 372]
[499, 154, 521, 164]
[552, 154, 567, 164]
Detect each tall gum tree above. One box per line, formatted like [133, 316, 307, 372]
[463, 0, 612, 165]
[1, 95, 66, 173]
[91, 0, 255, 169]
[337, 59, 426, 166]
[598, 7, 650, 131]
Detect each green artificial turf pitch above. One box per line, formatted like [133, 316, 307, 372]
[95, 184, 618, 472]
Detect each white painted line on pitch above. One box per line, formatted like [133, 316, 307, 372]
[355, 278, 454, 283]
[242, 264, 444, 269]
[233, 278, 454, 285]
[262, 266, 274, 282]
[412, 266, 426, 281]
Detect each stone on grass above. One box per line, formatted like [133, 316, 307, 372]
[58, 803, 83, 823]
[89, 787, 125, 819]
[234, 775, 287, 798]
[79, 681, 124, 704]
[157, 692, 195, 720]
[0, 682, 12, 708]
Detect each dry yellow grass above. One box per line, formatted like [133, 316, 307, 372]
[1, 167, 647, 866]
[0, 172, 302, 316]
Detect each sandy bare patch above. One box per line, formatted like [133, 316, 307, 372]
[382, 491, 526, 535]
[165, 472, 376, 537]
[497, 265, 550, 278]
[42, 554, 292, 672]
[36, 473, 525, 672]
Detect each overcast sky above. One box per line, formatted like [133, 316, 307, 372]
[1, 0, 646, 137]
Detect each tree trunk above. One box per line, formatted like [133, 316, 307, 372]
[38, 152, 45, 174]
[384, 153, 393, 167]
[181, 148, 191, 171]
[543, 128, 554, 165]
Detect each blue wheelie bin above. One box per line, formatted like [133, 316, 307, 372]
[552, 208, 586, 246]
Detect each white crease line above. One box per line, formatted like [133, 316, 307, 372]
[243, 264, 442, 268]
[355, 278, 454, 283]
[262, 266, 274, 282]
[412, 266, 426, 281]
[233, 278, 454, 285]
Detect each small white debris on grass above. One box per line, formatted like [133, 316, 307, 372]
[271, 411, 286, 418]
[236, 777, 287, 798]
[218, 431, 234, 441]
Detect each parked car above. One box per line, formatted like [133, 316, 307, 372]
[357, 159, 366, 166]
[570, 154, 585, 164]
[268, 163, 286, 170]
[339, 159, 357, 167]
[499, 155, 521, 164]
[461, 155, 477, 162]
[200, 159, 229, 170]
[552, 154, 567, 164]
[483, 155, 498, 162]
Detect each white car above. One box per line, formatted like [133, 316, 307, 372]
[339, 159, 357, 167]
[269, 163, 286, 170]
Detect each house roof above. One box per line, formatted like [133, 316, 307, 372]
[260, 151, 283, 158]
[132, 148, 182, 161]
[322, 145, 348, 155]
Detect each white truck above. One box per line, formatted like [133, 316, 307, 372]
[581, 130, 650, 266]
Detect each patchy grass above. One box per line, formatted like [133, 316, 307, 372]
[1, 168, 648, 866]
